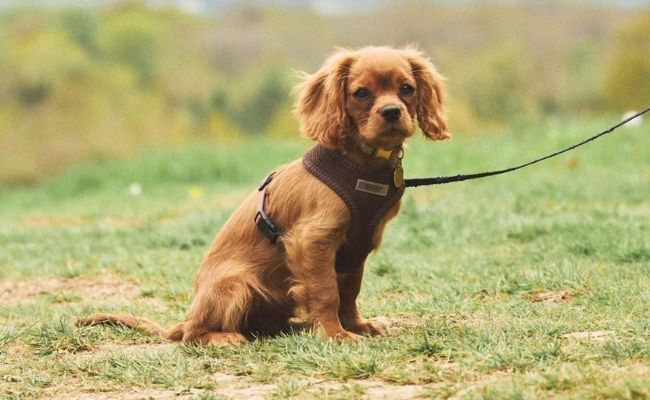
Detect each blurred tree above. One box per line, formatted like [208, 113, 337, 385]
[561, 41, 603, 113]
[456, 41, 535, 123]
[445, 97, 479, 135]
[267, 104, 300, 140]
[60, 9, 99, 55]
[9, 28, 90, 106]
[232, 65, 292, 135]
[100, 3, 167, 87]
[0, 2, 639, 185]
[202, 112, 246, 143]
[605, 10, 650, 111]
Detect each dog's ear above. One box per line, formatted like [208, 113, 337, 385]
[402, 47, 450, 141]
[294, 49, 356, 148]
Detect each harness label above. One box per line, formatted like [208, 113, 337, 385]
[355, 179, 389, 196]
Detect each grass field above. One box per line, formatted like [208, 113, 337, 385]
[1, 116, 648, 399]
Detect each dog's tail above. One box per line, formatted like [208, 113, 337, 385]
[72, 313, 184, 342]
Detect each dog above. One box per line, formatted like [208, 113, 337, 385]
[75, 46, 449, 345]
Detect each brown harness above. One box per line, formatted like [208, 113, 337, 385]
[255, 144, 404, 272]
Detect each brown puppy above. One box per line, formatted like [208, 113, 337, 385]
[76, 46, 449, 345]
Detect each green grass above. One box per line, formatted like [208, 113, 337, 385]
[1, 117, 649, 399]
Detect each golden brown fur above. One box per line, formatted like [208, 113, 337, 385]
[75, 46, 449, 345]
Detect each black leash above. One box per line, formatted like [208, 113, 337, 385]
[405, 107, 650, 188]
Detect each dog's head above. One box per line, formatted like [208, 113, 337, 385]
[294, 46, 449, 151]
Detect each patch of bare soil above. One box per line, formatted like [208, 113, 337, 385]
[44, 388, 197, 400]
[50, 377, 432, 400]
[34, 325, 492, 400]
[384, 315, 433, 334]
[0, 274, 165, 311]
[350, 380, 425, 399]
[560, 330, 617, 344]
[95, 342, 178, 355]
[527, 290, 576, 303]
[448, 370, 515, 400]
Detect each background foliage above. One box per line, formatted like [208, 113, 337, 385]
[1, 3, 648, 398]
[0, 1, 649, 185]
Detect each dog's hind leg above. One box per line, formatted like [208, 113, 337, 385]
[179, 261, 272, 346]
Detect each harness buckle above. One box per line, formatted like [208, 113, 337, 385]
[254, 208, 282, 244]
[255, 172, 282, 244]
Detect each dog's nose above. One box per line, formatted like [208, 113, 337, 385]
[380, 105, 401, 122]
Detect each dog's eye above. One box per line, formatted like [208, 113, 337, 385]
[400, 84, 415, 96]
[353, 88, 371, 99]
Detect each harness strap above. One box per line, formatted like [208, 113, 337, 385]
[254, 172, 282, 244]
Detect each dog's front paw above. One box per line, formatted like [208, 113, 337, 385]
[333, 330, 365, 343]
[312, 321, 365, 342]
[343, 317, 390, 336]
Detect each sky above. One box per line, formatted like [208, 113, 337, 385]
[1, 0, 649, 14]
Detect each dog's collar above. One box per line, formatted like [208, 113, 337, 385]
[353, 136, 403, 161]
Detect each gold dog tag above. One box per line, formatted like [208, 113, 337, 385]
[374, 147, 393, 160]
[393, 164, 404, 188]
